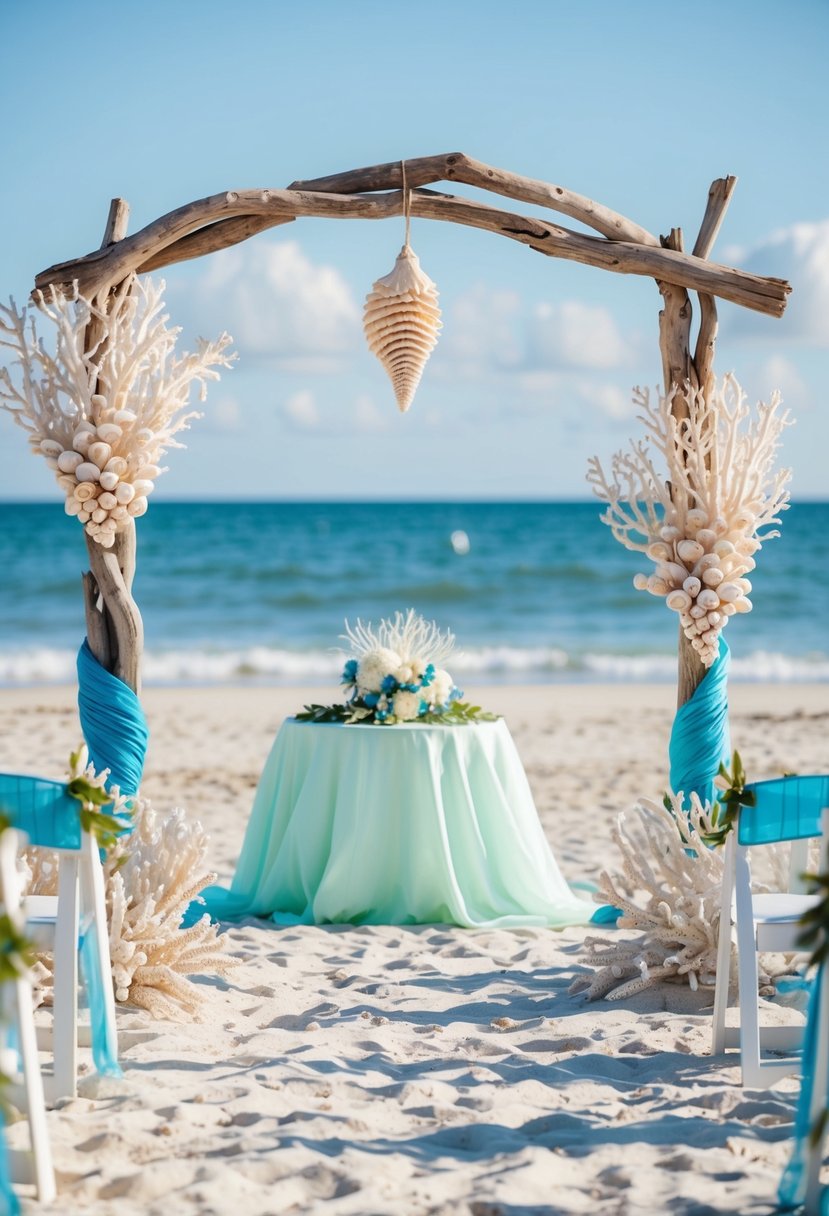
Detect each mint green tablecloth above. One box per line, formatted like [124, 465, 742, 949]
[201, 718, 596, 928]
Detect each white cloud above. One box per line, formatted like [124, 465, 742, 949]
[529, 301, 629, 369]
[283, 389, 319, 428]
[725, 219, 829, 345]
[434, 286, 631, 380]
[353, 393, 390, 432]
[181, 239, 361, 364]
[208, 396, 242, 431]
[439, 285, 523, 371]
[575, 380, 631, 420]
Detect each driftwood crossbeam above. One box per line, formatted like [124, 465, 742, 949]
[31, 153, 791, 708]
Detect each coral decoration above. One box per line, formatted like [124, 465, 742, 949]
[103, 799, 236, 1020]
[570, 793, 790, 1002]
[363, 244, 441, 412]
[0, 276, 234, 548]
[570, 794, 727, 1000]
[586, 375, 792, 666]
[21, 752, 235, 1021]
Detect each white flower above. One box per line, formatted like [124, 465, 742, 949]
[420, 682, 438, 707]
[430, 668, 454, 707]
[395, 664, 414, 684]
[392, 690, 423, 721]
[357, 647, 400, 694]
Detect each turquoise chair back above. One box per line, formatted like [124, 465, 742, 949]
[0, 774, 81, 852]
[740, 775, 829, 847]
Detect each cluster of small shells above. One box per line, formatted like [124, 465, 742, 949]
[633, 507, 760, 666]
[35, 395, 162, 548]
[363, 244, 442, 413]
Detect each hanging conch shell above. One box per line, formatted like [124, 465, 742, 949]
[363, 244, 441, 413]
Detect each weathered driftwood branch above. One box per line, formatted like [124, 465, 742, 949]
[33, 156, 790, 319]
[81, 200, 144, 695]
[289, 153, 663, 246]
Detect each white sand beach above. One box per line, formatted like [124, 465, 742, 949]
[1, 681, 827, 1215]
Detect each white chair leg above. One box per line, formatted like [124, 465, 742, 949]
[49, 856, 80, 1104]
[734, 845, 764, 1088]
[712, 833, 735, 1055]
[12, 977, 55, 1204]
[80, 833, 118, 1062]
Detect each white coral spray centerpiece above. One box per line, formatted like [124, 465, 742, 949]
[341, 609, 460, 723]
[0, 276, 234, 548]
[586, 375, 792, 666]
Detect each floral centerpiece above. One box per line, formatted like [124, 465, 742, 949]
[297, 610, 496, 725]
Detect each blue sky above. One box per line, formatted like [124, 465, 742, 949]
[1, 0, 826, 500]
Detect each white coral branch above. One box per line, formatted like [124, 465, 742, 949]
[586, 375, 792, 666]
[0, 277, 234, 548]
[570, 794, 735, 1000]
[22, 792, 235, 1021]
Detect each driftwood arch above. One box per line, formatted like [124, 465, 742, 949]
[33, 153, 791, 709]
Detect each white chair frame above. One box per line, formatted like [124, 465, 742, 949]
[712, 787, 828, 1089]
[0, 827, 55, 1204]
[25, 829, 118, 1105]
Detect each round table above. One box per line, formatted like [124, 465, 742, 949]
[199, 717, 597, 928]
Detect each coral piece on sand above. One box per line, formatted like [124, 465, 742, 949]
[22, 792, 235, 1021]
[570, 792, 785, 1001]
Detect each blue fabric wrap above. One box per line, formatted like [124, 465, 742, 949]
[778, 958, 829, 1213]
[79, 924, 121, 1078]
[77, 639, 149, 797]
[0, 774, 81, 850]
[669, 636, 731, 808]
[0, 1109, 20, 1216]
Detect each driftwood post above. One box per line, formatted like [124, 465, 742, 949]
[31, 155, 787, 709]
[656, 176, 738, 707]
[81, 199, 143, 694]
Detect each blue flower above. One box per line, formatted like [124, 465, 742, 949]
[450, 686, 463, 702]
[342, 659, 358, 685]
[421, 663, 435, 687]
[363, 692, 380, 708]
[381, 674, 398, 694]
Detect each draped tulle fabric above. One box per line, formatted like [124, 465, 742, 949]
[777, 958, 829, 1213]
[77, 639, 149, 797]
[195, 719, 599, 929]
[669, 636, 731, 808]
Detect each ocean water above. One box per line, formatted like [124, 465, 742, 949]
[0, 500, 827, 686]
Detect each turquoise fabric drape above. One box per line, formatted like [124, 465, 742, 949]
[192, 719, 602, 930]
[79, 925, 121, 1078]
[778, 957, 829, 1213]
[77, 640, 149, 797]
[669, 636, 731, 808]
[0, 1110, 19, 1216]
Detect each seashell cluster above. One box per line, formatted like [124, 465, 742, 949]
[37, 400, 162, 547]
[587, 375, 792, 667]
[0, 275, 234, 549]
[631, 509, 759, 666]
[363, 244, 441, 413]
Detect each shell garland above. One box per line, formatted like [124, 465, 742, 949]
[363, 244, 441, 413]
[39, 409, 161, 546]
[633, 510, 758, 667]
[587, 375, 792, 667]
[0, 276, 234, 548]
